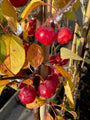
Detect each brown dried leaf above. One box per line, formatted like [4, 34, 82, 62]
[27, 43, 44, 68]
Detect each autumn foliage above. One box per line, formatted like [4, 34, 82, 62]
[0, 0, 90, 120]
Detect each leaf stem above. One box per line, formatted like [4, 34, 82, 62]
[0, 23, 7, 32]
[35, 74, 44, 82]
[44, 3, 57, 15]
[2, 63, 15, 76]
[46, 102, 58, 119]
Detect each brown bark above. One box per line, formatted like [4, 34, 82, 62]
[33, 6, 43, 120]
[78, 0, 90, 57]
[40, 0, 52, 120]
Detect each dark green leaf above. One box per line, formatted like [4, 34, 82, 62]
[0, 38, 6, 63]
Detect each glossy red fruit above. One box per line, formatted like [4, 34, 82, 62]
[49, 55, 57, 64]
[51, 22, 55, 28]
[36, 25, 56, 45]
[24, 18, 36, 36]
[55, 53, 69, 66]
[64, 118, 67, 120]
[56, 27, 73, 44]
[49, 53, 68, 66]
[19, 33, 23, 39]
[17, 83, 26, 89]
[19, 86, 36, 104]
[51, 68, 62, 77]
[10, 0, 28, 8]
[47, 74, 60, 88]
[38, 79, 56, 99]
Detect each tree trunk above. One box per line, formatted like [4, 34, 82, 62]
[40, 0, 52, 120]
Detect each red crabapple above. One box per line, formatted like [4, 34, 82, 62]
[56, 27, 73, 44]
[10, 0, 28, 8]
[19, 85, 36, 104]
[36, 25, 56, 45]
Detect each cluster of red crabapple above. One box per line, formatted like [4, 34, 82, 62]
[9, 0, 73, 105]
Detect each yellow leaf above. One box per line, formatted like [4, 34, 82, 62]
[22, 78, 33, 85]
[21, 21, 26, 31]
[54, 64, 73, 88]
[64, 0, 80, 20]
[64, 8, 76, 20]
[0, 5, 7, 32]
[52, 0, 80, 20]
[26, 96, 46, 109]
[72, 0, 80, 11]
[52, 0, 70, 11]
[59, 104, 77, 119]
[0, 64, 11, 76]
[63, 81, 74, 108]
[20, 0, 44, 24]
[61, 47, 83, 60]
[2, 0, 17, 31]
[23, 30, 28, 41]
[52, 0, 70, 15]
[53, 64, 74, 108]
[1, 34, 25, 75]
[0, 85, 6, 95]
[45, 112, 54, 120]
[27, 43, 44, 68]
[55, 116, 64, 120]
[8, 81, 18, 90]
[0, 80, 10, 87]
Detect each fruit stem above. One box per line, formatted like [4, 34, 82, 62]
[28, 63, 34, 74]
[46, 102, 57, 119]
[54, 0, 75, 19]
[0, 23, 7, 32]
[47, 15, 51, 26]
[52, 18, 60, 30]
[44, 3, 57, 15]
[51, 42, 56, 55]
[35, 74, 44, 82]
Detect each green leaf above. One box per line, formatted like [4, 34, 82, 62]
[76, 37, 80, 46]
[0, 38, 6, 64]
[84, 58, 90, 64]
[65, 105, 74, 111]
[0, 5, 7, 32]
